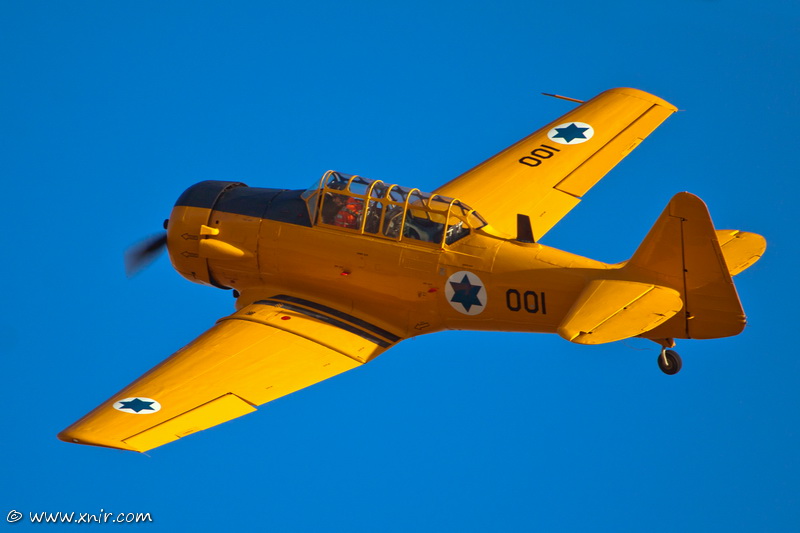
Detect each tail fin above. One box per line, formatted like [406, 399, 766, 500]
[623, 192, 761, 340]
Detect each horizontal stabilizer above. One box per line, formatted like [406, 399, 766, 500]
[716, 230, 766, 276]
[557, 280, 682, 345]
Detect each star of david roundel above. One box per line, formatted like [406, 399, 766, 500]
[547, 122, 594, 145]
[113, 397, 162, 414]
[445, 271, 487, 315]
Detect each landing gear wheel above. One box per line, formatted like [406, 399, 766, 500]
[658, 349, 682, 375]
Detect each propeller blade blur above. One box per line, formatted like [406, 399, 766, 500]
[125, 233, 168, 277]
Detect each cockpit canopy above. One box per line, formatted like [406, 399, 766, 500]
[301, 171, 487, 246]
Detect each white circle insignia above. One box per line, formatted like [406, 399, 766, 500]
[113, 397, 162, 414]
[547, 122, 594, 145]
[445, 271, 486, 315]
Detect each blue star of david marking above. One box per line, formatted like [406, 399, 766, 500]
[552, 123, 590, 143]
[117, 398, 156, 413]
[449, 274, 483, 312]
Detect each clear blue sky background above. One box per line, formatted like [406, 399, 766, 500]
[2, 1, 797, 531]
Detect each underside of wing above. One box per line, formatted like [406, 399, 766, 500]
[435, 88, 677, 238]
[557, 280, 683, 345]
[58, 297, 401, 452]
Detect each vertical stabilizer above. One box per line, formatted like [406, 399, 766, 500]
[623, 192, 746, 340]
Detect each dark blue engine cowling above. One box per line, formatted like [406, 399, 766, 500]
[175, 180, 312, 227]
[167, 180, 314, 290]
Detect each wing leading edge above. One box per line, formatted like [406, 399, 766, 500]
[58, 297, 401, 452]
[435, 88, 677, 238]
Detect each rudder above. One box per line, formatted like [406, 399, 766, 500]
[623, 192, 747, 340]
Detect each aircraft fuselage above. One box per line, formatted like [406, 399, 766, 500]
[166, 181, 616, 342]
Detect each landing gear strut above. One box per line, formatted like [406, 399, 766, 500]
[649, 338, 682, 375]
[657, 349, 682, 375]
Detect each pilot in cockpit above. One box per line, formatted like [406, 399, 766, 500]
[321, 181, 364, 229]
[334, 195, 363, 228]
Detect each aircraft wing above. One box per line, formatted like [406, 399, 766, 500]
[58, 296, 401, 452]
[434, 88, 677, 238]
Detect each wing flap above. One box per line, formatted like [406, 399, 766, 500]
[435, 88, 677, 238]
[557, 280, 683, 345]
[522, 189, 581, 238]
[59, 300, 399, 452]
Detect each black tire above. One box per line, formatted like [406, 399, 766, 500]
[657, 349, 682, 375]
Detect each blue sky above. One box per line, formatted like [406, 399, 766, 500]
[2, 1, 798, 531]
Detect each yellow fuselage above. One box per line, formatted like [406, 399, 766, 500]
[165, 183, 616, 342]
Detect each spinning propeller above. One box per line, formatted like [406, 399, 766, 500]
[124, 221, 169, 277]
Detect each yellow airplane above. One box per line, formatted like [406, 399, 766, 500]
[58, 88, 765, 453]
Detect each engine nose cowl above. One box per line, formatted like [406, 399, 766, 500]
[174, 180, 248, 210]
[167, 180, 247, 288]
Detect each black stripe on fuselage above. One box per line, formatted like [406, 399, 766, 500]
[255, 299, 394, 348]
[269, 294, 402, 343]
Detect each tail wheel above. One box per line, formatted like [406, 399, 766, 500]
[658, 349, 682, 375]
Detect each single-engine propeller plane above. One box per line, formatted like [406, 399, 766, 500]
[59, 88, 765, 453]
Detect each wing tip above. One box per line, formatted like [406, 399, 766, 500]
[57, 427, 141, 453]
[602, 87, 678, 112]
